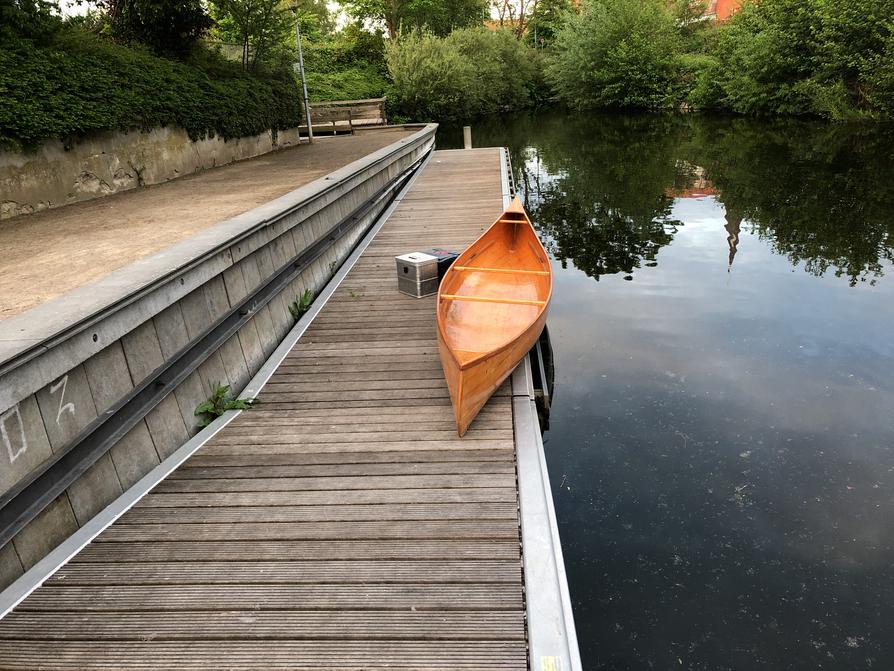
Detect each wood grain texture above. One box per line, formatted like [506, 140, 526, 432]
[0, 610, 525, 640]
[0, 148, 524, 669]
[438, 196, 552, 436]
[0, 641, 526, 669]
[44, 561, 522, 586]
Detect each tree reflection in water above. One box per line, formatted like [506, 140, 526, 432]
[441, 111, 894, 286]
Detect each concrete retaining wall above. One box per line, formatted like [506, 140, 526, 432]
[0, 126, 303, 220]
[0, 124, 436, 590]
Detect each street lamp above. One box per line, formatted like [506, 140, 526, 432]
[290, 4, 313, 144]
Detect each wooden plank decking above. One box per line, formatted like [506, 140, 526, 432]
[0, 149, 528, 669]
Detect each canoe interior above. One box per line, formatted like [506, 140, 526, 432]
[438, 209, 551, 368]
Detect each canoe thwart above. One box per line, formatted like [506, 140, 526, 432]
[440, 294, 547, 307]
[453, 266, 550, 276]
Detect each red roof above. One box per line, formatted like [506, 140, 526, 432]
[707, 0, 742, 21]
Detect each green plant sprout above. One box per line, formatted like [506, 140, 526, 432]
[288, 289, 314, 322]
[194, 382, 255, 428]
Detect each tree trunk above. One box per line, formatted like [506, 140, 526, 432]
[386, 0, 401, 39]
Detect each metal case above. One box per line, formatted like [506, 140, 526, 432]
[397, 275, 439, 297]
[395, 252, 439, 297]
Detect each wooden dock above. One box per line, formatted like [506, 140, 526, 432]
[0, 149, 538, 669]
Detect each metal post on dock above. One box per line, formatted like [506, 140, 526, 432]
[463, 126, 472, 150]
[292, 6, 314, 144]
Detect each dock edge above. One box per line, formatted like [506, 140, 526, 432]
[502, 147, 583, 671]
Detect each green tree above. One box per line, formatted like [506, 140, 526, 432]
[385, 27, 538, 120]
[525, 0, 572, 48]
[545, 0, 683, 110]
[669, 0, 715, 53]
[94, 0, 213, 57]
[209, 0, 292, 69]
[339, 0, 487, 39]
[293, 0, 335, 37]
[699, 0, 894, 119]
[0, 0, 60, 41]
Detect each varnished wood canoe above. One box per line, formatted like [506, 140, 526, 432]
[437, 196, 552, 436]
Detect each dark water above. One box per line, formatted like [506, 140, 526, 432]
[437, 111, 894, 670]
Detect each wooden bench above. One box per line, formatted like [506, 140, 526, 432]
[301, 98, 388, 136]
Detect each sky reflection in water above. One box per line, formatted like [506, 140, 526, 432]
[439, 112, 894, 670]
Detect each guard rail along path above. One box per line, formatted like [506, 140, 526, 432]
[0, 144, 580, 670]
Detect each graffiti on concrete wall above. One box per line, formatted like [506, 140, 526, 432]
[1, 405, 27, 463]
[50, 375, 76, 424]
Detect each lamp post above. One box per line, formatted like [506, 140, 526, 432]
[290, 5, 313, 144]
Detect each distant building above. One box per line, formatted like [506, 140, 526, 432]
[666, 165, 718, 200]
[705, 0, 742, 21]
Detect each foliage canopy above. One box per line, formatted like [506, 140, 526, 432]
[0, 28, 302, 150]
[385, 27, 540, 120]
[696, 0, 894, 119]
[93, 0, 213, 57]
[339, 0, 488, 39]
[0, 0, 61, 41]
[546, 0, 683, 110]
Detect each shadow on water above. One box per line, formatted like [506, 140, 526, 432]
[438, 111, 894, 670]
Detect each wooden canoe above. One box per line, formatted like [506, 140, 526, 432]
[437, 196, 552, 437]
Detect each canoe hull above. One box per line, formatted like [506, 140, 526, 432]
[438, 307, 547, 437]
[436, 197, 552, 437]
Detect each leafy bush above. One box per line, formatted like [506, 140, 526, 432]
[305, 66, 390, 102]
[545, 0, 683, 110]
[0, 0, 61, 41]
[385, 27, 540, 121]
[0, 28, 303, 150]
[303, 25, 391, 101]
[701, 0, 894, 119]
[340, 0, 488, 39]
[680, 52, 721, 110]
[384, 30, 473, 120]
[95, 0, 213, 58]
[525, 0, 575, 48]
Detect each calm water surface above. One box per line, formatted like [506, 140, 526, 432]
[438, 112, 894, 670]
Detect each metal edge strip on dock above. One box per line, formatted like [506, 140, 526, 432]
[0, 150, 435, 621]
[501, 147, 582, 671]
